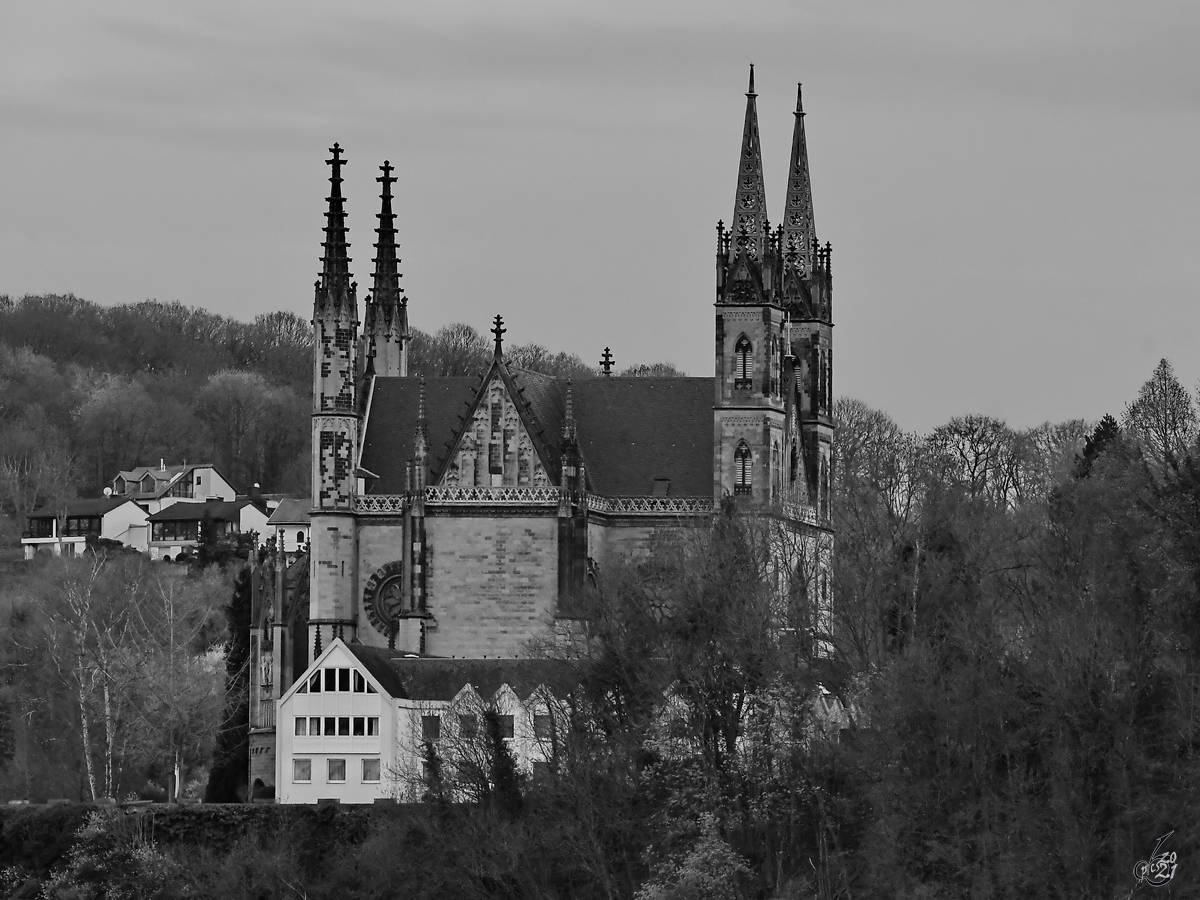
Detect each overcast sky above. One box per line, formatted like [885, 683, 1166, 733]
[2, 1, 1197, 432]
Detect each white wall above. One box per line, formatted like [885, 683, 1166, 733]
[101, 501, 149, 550]
[276, 643, 395, 804]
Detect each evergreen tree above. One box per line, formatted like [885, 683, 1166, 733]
[203, 564, 252, 802]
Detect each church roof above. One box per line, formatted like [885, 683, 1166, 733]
[360, 375, 715, 498]
[344, 645, 578, 701]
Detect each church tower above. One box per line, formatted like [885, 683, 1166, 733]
[361, 160, 408, 380]
[310, 143, 360, 658]
[713, 67, 790, 507]
[713, 71, 833, 521]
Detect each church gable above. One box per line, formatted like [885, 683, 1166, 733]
[440, 367, 552, 489]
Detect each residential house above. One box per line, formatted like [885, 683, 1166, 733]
[22, 497, 149, 559]
[112, 461, 237, 515]
[146, 498, 270, 561]
[266, 498, 310, 558]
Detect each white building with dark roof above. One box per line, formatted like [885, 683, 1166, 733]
[274, 639, 574, 804]
[22, 497, 149, 559]
[111, 461, 237, 515]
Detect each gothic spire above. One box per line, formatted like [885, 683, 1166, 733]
[491, 315, 506, 359]
[732, 65, 768, 261]
[317, 143, 354, 317]
[370, 160, 404, 337]
[563, 378, 576, 442]
[782, 84, 817, 275]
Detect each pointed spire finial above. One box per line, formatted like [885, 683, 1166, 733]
[563, 377, 576, 441]
[796, 82, 804, 115]
[732, 70, 768, 261]
[782, 82, 817, 276]
[370, 158, 403, 353]
[491, 314, 506, 358]
[416, 372, 427, 441]
[319, 142, 352, 297]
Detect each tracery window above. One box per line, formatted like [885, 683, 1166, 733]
[734, 336, 753, 388]
[734, 442, 752, 494]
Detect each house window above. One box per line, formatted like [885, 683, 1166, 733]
[309, 717, 321, 735]
[459, 715, 478, 739]
[327, 759, 346, 783]
[324, 717, 335, 736]
[362, 759, 381, 783]
[353, 717, 365, 736]
[338, 717, 350, 736]
[324, 669, 336, 692]
[309, 673, 322, 693]
[366, 682, 377, 695]
[26, 518, 53, 539]
[734, 443, 752, 494]
[353, 672, 366, 693]
[422, 715, 440, 742]
[294, 718, 307, 736]
[293, 759, 311, 783]
[533, 715, 553, 740]
[368, 717, 379, 736]
[64, 516, 101, 537]
[497, 715, 514, 739]
[338, 668, 350, 692]
[734, 336, 753, 387]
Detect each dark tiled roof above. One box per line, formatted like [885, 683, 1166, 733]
[574, 378, 713, 497]
[360, 377, 478, 493]
[343, 645, 410, 698]
[360, 373, 714, 499]
[267, 498, 311, 526]
[343, 644, 578, 701]
[28, 498, 138, 519]
[147, 499, 262, 522]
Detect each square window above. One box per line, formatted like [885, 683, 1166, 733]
[338, 717, 350, 736]
[362, 759, 381, 783]
[293, 759, 311, 782]
[324, 669, 336, 692]
[497, 714, 514, 739]
[294, 717, 307, 737]
[534, 715, 553, 739]
[353, 717, 365, 737]
[459, 715, 478, 738]
[353, 672, 366, 693]
[338, 669, 350, 692]
[367, 717, 380, 736]
[310, 717, 321, 736]
[422, 715, 440, 742]
[327, 759, 346, 782]
[324, 717, 335, 736]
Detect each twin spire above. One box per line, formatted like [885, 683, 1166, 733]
[730, 67, 819, 272]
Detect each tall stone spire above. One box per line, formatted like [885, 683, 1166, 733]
[316, 143, 355, 319]
[782, 84, 817, 275]
[363, 160, 406, 377]
[732, 65, 768, 261]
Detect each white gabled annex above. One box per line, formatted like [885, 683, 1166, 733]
[276, 640, 394, 805]
[276, 639, 576, 804]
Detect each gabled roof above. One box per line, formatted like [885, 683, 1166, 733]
[360, 377, 477, 493]
[267, 498, 311, 526]
[112, 463, 236, 500]
[146, 499, 264, 523]
[28, 497, 141, 519]
[343, 644, 579, 702]
[360, 374, 715, 499]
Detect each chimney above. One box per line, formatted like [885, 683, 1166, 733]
[160, 458, 165, 472]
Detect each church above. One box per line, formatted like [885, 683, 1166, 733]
[249, 69, 836, 799]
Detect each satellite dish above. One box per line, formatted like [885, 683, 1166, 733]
[103, 487, 112, 498]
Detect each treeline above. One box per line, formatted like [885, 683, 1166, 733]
[0, 294, 682, 546]
[1, 358, 1198, 898]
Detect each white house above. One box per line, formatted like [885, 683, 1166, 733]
[22, 497, 149, 559]
[274, 640, 576, 804]
[265, 498, 310, 557]
[112, 461, 237, 515]
[145, 498, 270, 561]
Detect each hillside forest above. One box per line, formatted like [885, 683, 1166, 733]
[1, 293, 1199, 898]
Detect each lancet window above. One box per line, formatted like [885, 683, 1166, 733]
[734, 336, 753, 388]
[734, 442, 752, 494]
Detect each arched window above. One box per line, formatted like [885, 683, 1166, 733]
[734, 336, 753, 387]
[734, 442, 752, 494]
[772, 441, 781, 500]
[789, 444, 799, 486]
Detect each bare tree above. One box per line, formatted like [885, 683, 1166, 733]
[1123, 357, 1197, 473]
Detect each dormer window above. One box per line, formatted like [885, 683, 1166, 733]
[734, 336, 753, 388]
[734, 442, 752, 494]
